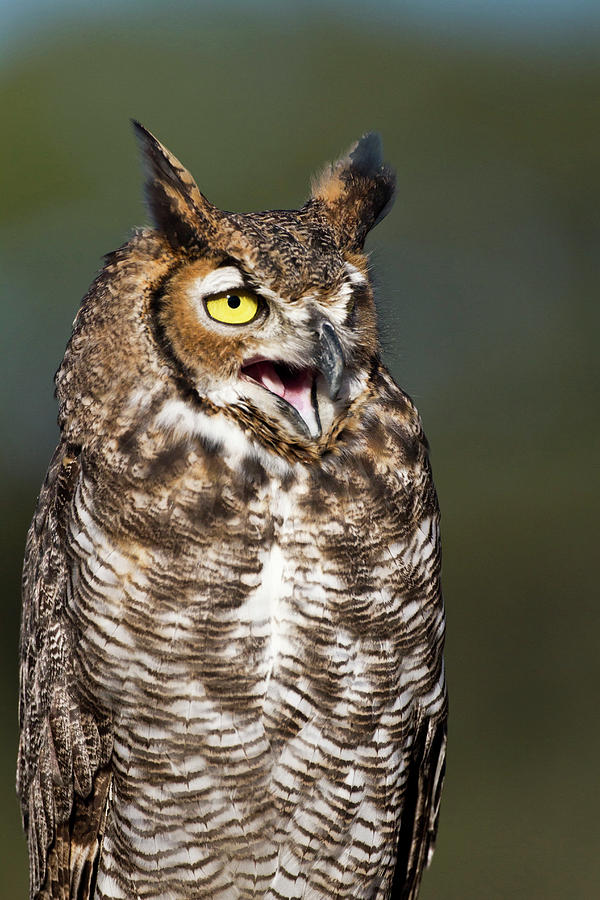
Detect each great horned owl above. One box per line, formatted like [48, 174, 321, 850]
[17, 123, 447, 900]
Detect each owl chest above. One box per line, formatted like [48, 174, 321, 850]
[70, 464, 402, 737]
[68, 461, 411, 894]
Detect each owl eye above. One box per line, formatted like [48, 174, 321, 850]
[205, 291, 259, 325]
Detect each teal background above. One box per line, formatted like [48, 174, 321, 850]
[2, 3, 599, 896]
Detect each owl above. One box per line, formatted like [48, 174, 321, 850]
[17, 123, 447, 900]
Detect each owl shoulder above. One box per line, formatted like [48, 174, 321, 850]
[357, 362, 434, 481]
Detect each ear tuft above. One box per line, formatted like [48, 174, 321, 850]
[348, 132, 384, 177]
[132, 120, 217, 250]
[309, 132, 396, 250]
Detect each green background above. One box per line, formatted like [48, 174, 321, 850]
[2, 3, 599, 897]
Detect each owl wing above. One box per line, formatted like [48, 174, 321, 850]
[376, 375, 447, 899]
[17, 444, 113, 899]
[389, 490, 447, 900]
[391, 716, 447, 899]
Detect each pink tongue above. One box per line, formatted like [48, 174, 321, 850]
[245, 361, 315, 427]
[249, 361, 285, 399]
[279, 368, 315, 425]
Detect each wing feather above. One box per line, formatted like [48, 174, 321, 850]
[17, 444, 112, 899]
[391, 717, 447, 899]
[376, 367, 448, 899]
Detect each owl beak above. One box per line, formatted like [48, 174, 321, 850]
[240, 322, 344, 441]
[316, 320, 345, 401]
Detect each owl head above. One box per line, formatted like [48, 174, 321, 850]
[57, 124, 395, 461]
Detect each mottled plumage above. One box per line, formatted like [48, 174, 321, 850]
[18, 124, 447, 899]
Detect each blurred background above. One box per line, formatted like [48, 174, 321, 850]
[2, 1, 599, 896]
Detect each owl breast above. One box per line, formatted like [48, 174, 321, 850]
[63, 411, 440, 899]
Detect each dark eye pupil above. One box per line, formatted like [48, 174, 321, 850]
[227, 295, 241, 309]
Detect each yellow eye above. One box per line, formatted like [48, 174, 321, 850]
[205, 291, 259, 325]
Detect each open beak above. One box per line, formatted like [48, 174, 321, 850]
[241, 319, 345, 439]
